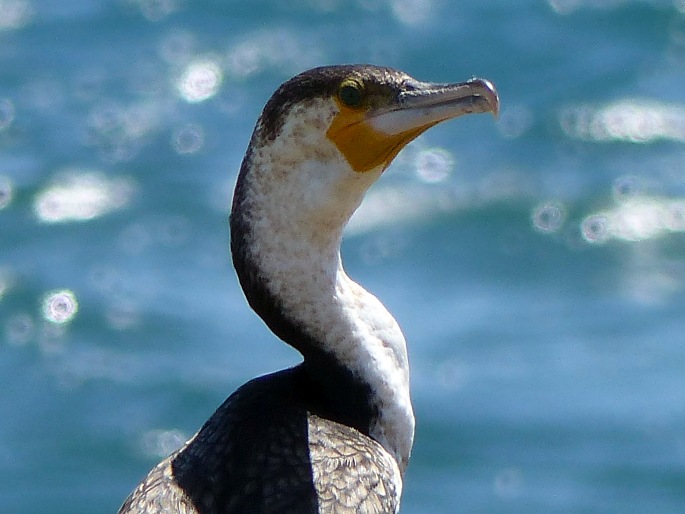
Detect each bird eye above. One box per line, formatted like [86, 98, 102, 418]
[338, 81, 363, 108]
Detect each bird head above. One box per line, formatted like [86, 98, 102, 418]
[255, 65, 498, 174]
[237, 65, 499, 235]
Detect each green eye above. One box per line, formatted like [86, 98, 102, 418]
[339, 81, 363, 107]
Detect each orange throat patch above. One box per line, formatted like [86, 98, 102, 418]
[326, 107, 434, 173]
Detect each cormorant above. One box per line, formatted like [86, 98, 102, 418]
[118, 64, 498, 514]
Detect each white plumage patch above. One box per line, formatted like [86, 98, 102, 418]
[241, 97, 415, 472]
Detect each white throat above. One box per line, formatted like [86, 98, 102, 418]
[236, 99, 415, 470]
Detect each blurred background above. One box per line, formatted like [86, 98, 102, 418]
[1, 0, 685, 512]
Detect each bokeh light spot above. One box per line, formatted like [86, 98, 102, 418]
[224, 29, 322, 80]
[85, 100, 165, 163]
[581, 214, 610, 244]
[172, 123, 204, 154]
[177, 59, 222, 103]
[498, 104, 533, 139]
[158, 30, 196, 64]
[33, 170, 135, 223]
[560, 99, 685, 144]
[41, 289, 79, 324]
[580, 197, 685, 244]
[0, 175, 13, 209]
[414, 147, 454, 183]
[141, 429, 187, 458]
[225, 41, 261, 78]
[532, 201, 566, 234]
[612, 175, 642, 201]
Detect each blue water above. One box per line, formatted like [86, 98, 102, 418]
[2, 1, 685, 512]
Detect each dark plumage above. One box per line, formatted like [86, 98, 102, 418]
[118, 367, 398, 514]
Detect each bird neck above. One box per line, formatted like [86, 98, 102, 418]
[230, 129, 415, 472]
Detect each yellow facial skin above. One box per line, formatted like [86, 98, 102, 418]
[326, 101, 435, 173]
[325, 77, 436, 173]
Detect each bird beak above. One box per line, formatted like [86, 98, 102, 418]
[327, 78, 498, 173]
[369, 78, 500, 136]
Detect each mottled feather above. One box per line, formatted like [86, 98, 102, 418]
[118, 366, 400, 514]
